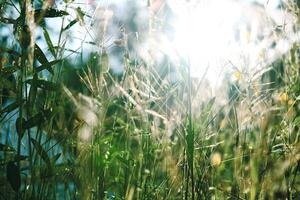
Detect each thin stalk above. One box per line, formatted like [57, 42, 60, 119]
[184, 154, 189, 200]
[16, 1, 27, 199]
[186, 58, 194, 200]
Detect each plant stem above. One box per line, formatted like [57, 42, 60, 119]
[187, 58, 194, 200]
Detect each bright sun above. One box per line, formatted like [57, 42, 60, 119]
[171, 0, 290, 87]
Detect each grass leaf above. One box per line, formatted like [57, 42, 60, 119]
[35, 60, 61, 74]
[16, 117, 26, 139]
[34, 44, 49, 64]
[63, 19, 78, 31]
[0, 100, 22, 115]
[42, 26, 56, 57]
[31, 138, 51, 167]
[35, 9, 69, 22]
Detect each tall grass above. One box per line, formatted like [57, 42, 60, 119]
[0, 0, 300, 199]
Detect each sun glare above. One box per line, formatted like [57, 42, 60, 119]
[171, 0, 292, 87]
[173, 1, 240, 83]
[174, 1, 238, 60]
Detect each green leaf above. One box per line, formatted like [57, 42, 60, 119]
[42, 26, 56, 57]
[63, 19, 78, 31]
[35, 9, 69, 23]
[31, 138, 51, 167]
[34, 44, 48, 64]
[33, 44, 54, 74]
[6, 161, 21, 192]
[28, 74, 38, 107]
[16, 117, 26, 139]
[35, 60, 61, 73]
[0, 100, 22, 115]
[53, 47, 79, 54]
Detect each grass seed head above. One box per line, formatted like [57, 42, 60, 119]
[211, 152, 222, 167]
[278, 92, 288, 103]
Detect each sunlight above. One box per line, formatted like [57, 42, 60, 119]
[170, 0, 290, 86]
[173, 1, 240, 84]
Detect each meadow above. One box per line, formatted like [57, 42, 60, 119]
[0, 0, 299, 199]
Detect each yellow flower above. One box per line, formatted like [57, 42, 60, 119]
[211, 152, 222, 167]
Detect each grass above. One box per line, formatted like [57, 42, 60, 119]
[0, 0, 300, 199]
